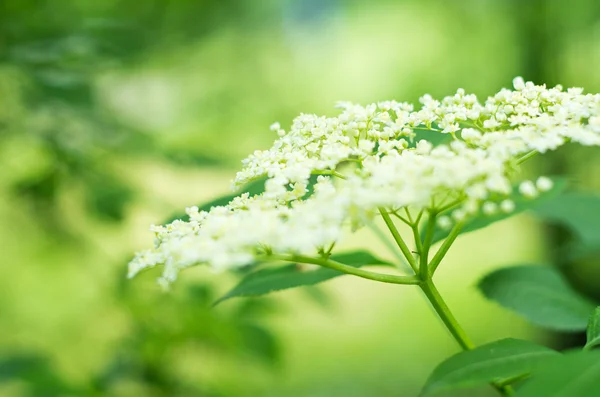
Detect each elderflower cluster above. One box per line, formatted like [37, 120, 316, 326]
[129, 78, 600, 285]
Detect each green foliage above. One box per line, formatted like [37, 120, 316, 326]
[420, 338, 558, 396]
[0, 0, 250, 227]
[515, 350, 600, 397]
[0, 354, 78, 396]
[432, 178, 567, 244]
[411, 125, 452, 147]
[585, 307, 600, 350]
[0, 279, 281, 397]
[534, 192, 600, 247]
[216, 251, 393, 304]
[478, 265, 597, 331]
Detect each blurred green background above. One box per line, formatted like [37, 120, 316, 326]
[1, 0, 600, 396]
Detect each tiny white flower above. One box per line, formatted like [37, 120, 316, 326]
[513, 77, 526, 91]
[415, 140, 433, 154]
[519, 180, 538, 198]
[461, 128, 482, 141]
[437, 216, 452, 230]
[536, 176, 553, 192]
[500, 199, 516, 213]
[482, 202, 498, 216]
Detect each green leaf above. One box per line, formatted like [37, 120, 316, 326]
[432, 178, 567, 244]
[420, 338, 558, 396]
[533, 193, 600, 247]
[412, 126, 452, 147]
[515, 350, 600, 397]
[478, 265, 597, 331]
[585, 307, 600, 350]
[215, 251, 392, 305]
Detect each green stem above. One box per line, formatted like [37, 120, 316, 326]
[379, 207, 419, 273]
[516, 150, 538, 164]
[366, 220, 412, 272]
[411, 223, 423, 259]
[267, 254, 420, 285]
[436, 199, 463, 215]
[420, 212, 437, 277]
[428, 221, 464, 276]
[420, 280, 514, 396]
[420, 280, 474, 350]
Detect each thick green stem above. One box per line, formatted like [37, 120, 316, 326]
[420, 280, 474, 350]
[420, 280, 514, 396]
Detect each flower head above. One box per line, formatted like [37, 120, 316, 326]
[129, 79, 600, 284]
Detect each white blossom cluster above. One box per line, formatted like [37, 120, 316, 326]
[129, 78, 600, 285]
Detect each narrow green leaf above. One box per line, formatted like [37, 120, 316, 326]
[534, 193, 600, 247]
[215, 251, 392, 305]
[585, 307, 600, 350]
[478, 265, 597, 331]
[420, 338, 559, 396]
[516, 350, 600, 397]
[432, 178, 566, 244]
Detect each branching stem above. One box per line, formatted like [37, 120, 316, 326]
[379, 207, 419, 273]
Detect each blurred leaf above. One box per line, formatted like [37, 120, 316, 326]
[84, 171, 133, 221]
[161, 149, 224, 167]
[585, 307, 600, 350]
[515, 350, 600, 397]
[215, 251, 393, 305]
[0, 354, 75, 395]
[302, 285, 334, 308]
[240, 324, 280, 364]
[420, 338, 558, 396]
[534, 192, 600, 247]
[13, 168, 60, 206]
[478, 265, 597, 331]
[432, 178, 567, 244]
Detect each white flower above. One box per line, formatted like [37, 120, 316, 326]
[536, 176, 554, 192]
[500, 200, 516, 213]
[437, 216, 452, 230]
[461, 128, 482, 141]
[513, 77, 526, 91]
[519, 180, 538, 198]
[129, 78, 600, 285]
[482, 202, 498, 216]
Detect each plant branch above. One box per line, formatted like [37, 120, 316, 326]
[428, 221, 464, 276]
[366, 219, 412, 272]
[378, 207, 419, 273]
[420, 280, 514, 396]
[420, 211, 437, 277]
[267, 254, 420, 285]
[516, 150, 538, 164]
